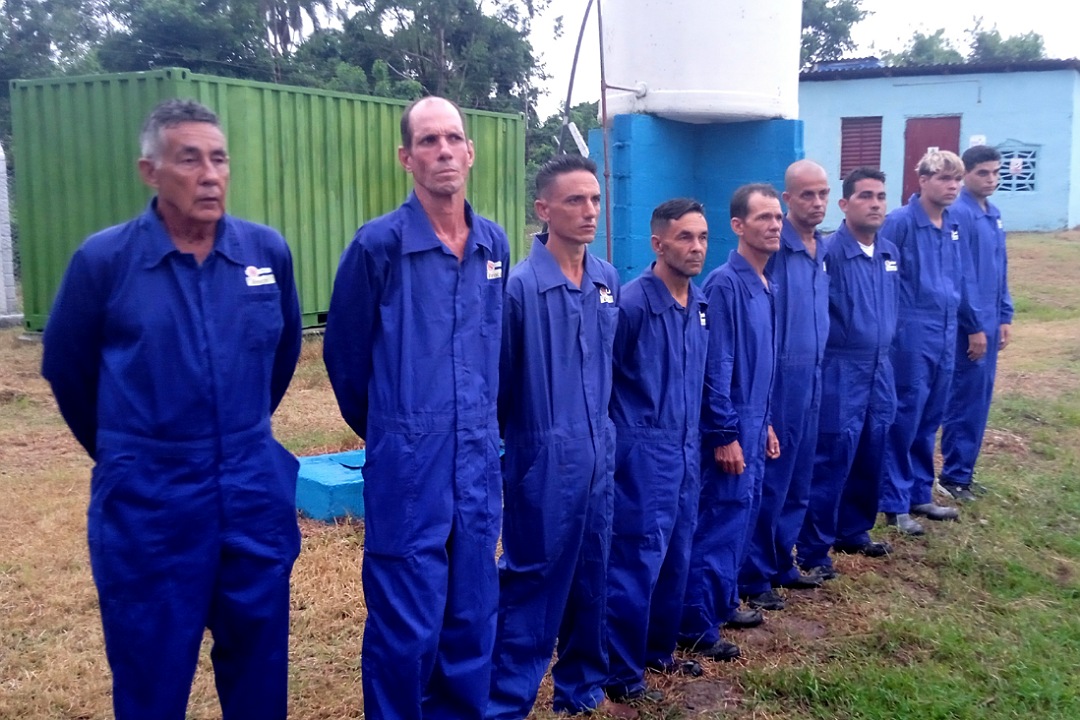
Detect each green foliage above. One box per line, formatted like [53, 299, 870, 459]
[883, 28, 964, 67]
[968, 19, 1046, 63]
[801, 0, 868, 67]
[885, 19, 1047, 67]
[524, 100, 598, 222]
[98, 0, 275, 79]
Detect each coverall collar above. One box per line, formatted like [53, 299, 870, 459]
[400, 191, 490, 256]
[727, 249, 772, 297]
[957, 186, 1000, 220]
[640, 262, 705, 315]
[907, 193, 953, 229]
[780, 217, 822, 258]
[834, 220, 879, 260]
[530, 232, 608, 293]
[140, 197, 237, 269]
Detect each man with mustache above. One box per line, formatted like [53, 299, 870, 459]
[324, 96, 511, 719]
[738, 160, 832, 614]
[605, 198, 710, 704]
[680, 184, 781, 663]
[42, 98, 302, 719]
[798, 167, 899, 577]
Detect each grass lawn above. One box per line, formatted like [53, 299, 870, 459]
[1, 231, 1078, 719]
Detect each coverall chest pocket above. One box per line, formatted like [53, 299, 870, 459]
[240, 292, 284, 351]
[479, 279, 503, 338]
[598, 301, 618, 348]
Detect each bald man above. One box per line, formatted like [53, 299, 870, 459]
[325, 96, 510, 719]
[738, 161, 831, 615]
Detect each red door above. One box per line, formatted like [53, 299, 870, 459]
[902, 116, 961, 203]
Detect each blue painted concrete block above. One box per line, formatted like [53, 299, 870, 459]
[590, 115, 804, 284]
[296, 449, 366, 521]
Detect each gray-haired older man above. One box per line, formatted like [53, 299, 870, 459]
[42, 98, 302, 720]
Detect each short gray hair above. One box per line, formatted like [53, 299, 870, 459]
[140, 98, 220, 161]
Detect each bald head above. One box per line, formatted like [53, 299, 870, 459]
[782, 159, 830, 232]
[784, 159, 827, 191]
[400, 96, 468, 148]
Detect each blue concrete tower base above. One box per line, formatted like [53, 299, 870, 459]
[589, 114, 805, 283]
[296, 450, 366, 521]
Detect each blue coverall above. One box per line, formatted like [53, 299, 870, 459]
[489, 234, 620, 718]
[739, 219, 829, 595]
[879, 195, 969, 513]
[41, 200, 302, 720]
[606, 265, 709, 697]
[798, 222, 899, 569]
[680, 250, 775, 647]
[323, 193, 509, 720]
[941, 187, 1013, 486]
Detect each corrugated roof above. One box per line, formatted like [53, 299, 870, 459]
[801, 58, 1080, 82]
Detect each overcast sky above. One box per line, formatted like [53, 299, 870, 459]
[530, 0, 1080, 119]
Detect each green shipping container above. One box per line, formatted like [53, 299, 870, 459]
[11, 67, 527, 330]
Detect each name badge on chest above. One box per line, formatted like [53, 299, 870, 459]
[245, 266, 276, 286]
[487, 260, 503, 280]
[598, 285, 615, 304]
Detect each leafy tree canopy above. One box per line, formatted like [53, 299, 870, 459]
[801, 0, 868, 68]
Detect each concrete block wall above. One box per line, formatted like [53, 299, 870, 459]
[590, 115, 804, 284]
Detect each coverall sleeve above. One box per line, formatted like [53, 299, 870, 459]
[324, 231, 381, 439]
[270, 241, 302, 413]
[497, 288, 523, 436]
[701, 281, 739, 450]
[41, 248, 106, 459]
[955, 222, 985, 335]
[1000, 245, 1014, 325]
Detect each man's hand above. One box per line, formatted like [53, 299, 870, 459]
[967, 331, 988, 361]
[765, 425, 780, 459]
[714, 440, 745, 475]
[1000, 323, 1012, 350]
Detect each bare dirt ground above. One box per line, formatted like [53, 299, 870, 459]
[2, 230, 1078, 719]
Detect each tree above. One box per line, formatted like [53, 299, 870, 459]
[524, 100, 597, 222]
[884, 21, 1047, 67]
[883, 28, 963, 66]
[801, 0, 868, 68]
[968, 20, 1045, 63]
[97, 0, 275, 80]
[333, 0, 546, 114]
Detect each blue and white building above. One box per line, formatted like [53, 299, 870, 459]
[800, 58, 1080, 231]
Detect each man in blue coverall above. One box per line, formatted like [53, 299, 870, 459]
[738, 161, 831, 613]
[324, 96, 510, 719]
[939, 145, 1013, 501]
[879, 149, 970, 536]
[489, 154, 620, 717]
[680, 184, 781, 662]
[41, 98, 302, 720]
[798, 168, 899, 577]
[605, 198, 710, 704]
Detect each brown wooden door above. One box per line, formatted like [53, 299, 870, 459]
[902, 116, 961, 203]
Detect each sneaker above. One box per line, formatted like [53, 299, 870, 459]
[938, 480, 978, 502]
[911, 502, 959, 521]
[803, 564, 839, 580]
[679, 638, 740, 662]
[646, 658, 704, 677]
[776, 569, 824, 589]
[745, 589, 786, 610]
[885, 512, 925, 536]
[833, 540, 893, 558]
[725, 607, 765, 629]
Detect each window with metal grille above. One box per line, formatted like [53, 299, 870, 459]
[840, 116, 883, 179]
[997, 143, 1038, 192]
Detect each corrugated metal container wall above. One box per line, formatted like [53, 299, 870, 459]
[11, 67, 527, 330]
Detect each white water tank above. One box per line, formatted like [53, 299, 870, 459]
[601, 0, 802, 123]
